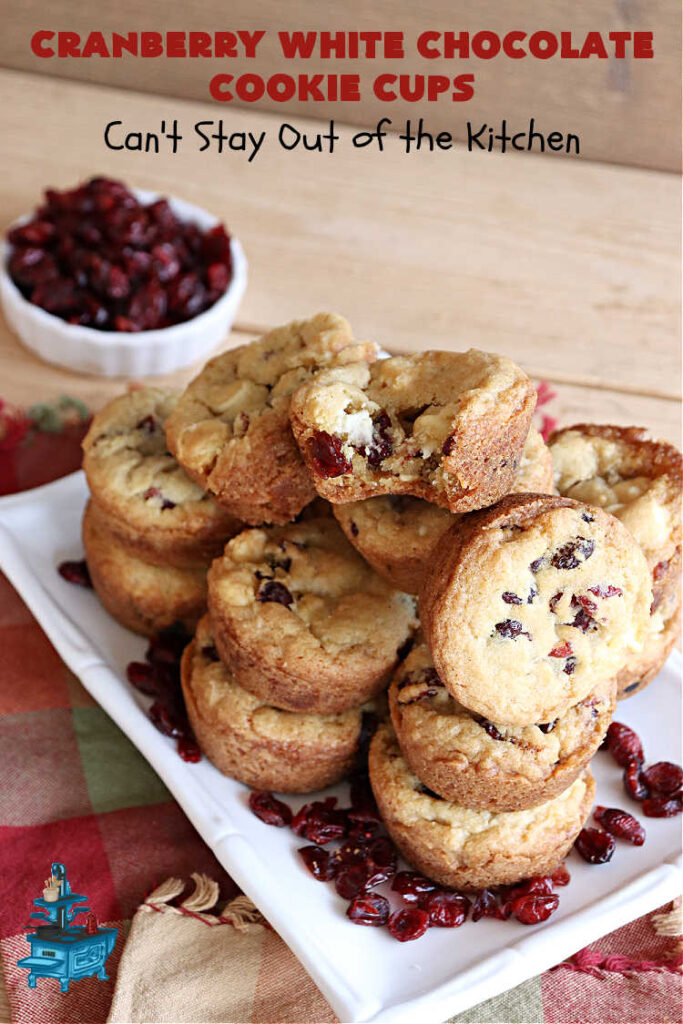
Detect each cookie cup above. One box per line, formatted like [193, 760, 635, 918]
[82, 500, 207, 637]
[369, 724, 595, 891]
[181, 617, 362, 792]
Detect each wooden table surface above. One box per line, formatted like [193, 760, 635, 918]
[0, 68, 680, 445]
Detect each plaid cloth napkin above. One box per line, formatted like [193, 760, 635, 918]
[0, 569, 680, 1024]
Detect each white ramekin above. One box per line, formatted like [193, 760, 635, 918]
[0, 188, 248, 377]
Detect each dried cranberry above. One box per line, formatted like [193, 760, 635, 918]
[387, 907, 430, 942]
[391, 871, 437, 904]
[569, 605, 598, 633]
[606, 722, 644, 768]
[299, 845, 337, 881]
[248, 791, 292, 827]
[126, 661, 159, 696]
[588, 584, 623, 599]
[549, 641, 572, 658]
[494, 619, 530, 640]
[563, 657, 577, 675]
[549, 592, 563, 613]
[442, 435, 456, 456]
[148, 701, 184, 738]
[472, 888, 508, 921]
[420, 891, 470, 927]
[502, 591, 522, 604]
[481, 720, 506, 742]
[177, 736, 201, 762]
[623, 761, 650, 802]
[551, 863, 571, 887]
[137, 414, 157, 434]
[257, 581, 293, 607]
[308, 431, 352, 478]
[363, 411, 393, 467]
[593, 806, 646, 845]
[642, 796, 682, 818]
[574, 827, 616, 864]
[335, 865, 372, 900]
[642, 762, 683, 798]
[538, 720, 558, 734]
[347, 894, 390, 927]
[291, 798, 347, 844]
[505, 877, 553, 901]
[511, 893, 559, 925]
[552, 537, 595, 569]
[349, 772, 380, 820]
[365, 837, 397, 882]
[146, 624, 190, 666]
[58, 559, 92, 587]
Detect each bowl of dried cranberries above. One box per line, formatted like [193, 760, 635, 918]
[1, 176, 247, 377]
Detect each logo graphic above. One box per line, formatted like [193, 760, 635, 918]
[17, 862, 117, 993]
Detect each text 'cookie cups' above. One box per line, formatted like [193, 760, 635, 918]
[369, 723, 595, 891]
[207, 517, 417, 714]
[389, 640, 615, 811]
[333, 426, 553, 594]
[289, 349, 536, 513]
[164, 313, 378, 525]
[181, 617, 362, 792]
[82, 500, 207, 637]
[420, 494, 652, 726]
[82, 386, 241, 569]
[550, 424, 682, 698]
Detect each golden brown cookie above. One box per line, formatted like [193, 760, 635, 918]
[333, 427, 553, 593]
[164, 314, 378, 524]
[289, 350, 536, 513]
[389, 640, 615, 811]
[181, 616, 363, 792]
[421, 494, 651, 726]
[82, 387, 241, 569]
[369, 723, 594, 891]
[550, 424, 682, 697]
[207, 517, 417, 713]
[82, 500, 207, 637]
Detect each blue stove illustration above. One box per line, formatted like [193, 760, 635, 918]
[17, 862, 116, 993]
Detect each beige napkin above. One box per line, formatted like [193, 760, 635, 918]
[107, 874, 337, 1024]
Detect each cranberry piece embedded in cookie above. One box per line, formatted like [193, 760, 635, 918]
[136, 414, 158, 434]
[549, 641, 572, 659]
[642, 762, 683, 798]
[538, 719, 558, 733]
[502, 591, 523, 605]
[606, 722, 644, 768]
[248, 791, 293, 827]
[363, 411, 393, 468]
[257, 580, 294, 607]
[593, 806, 646, 845]
[574, 827, 615, 864]
[308, 431, 352, 478]
[58, 559, 93, 587]
[494, 619, 531, 640]
[588, 584, 623, 599]
[346, 893, 390, 926]
[551, 537, 595, 570]
[480, 720, 506, 742]
[387, 907, 430, 941]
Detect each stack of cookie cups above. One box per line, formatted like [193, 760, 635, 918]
[181, 515, 418, 793]
[373, 494, 653, 890]
[81, 387, 242, 637]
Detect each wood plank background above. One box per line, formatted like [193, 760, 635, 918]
[0, 68, 679, 444]
[0, 0, 680, 171]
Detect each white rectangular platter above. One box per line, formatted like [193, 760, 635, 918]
[0, 470, 680, 1024]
